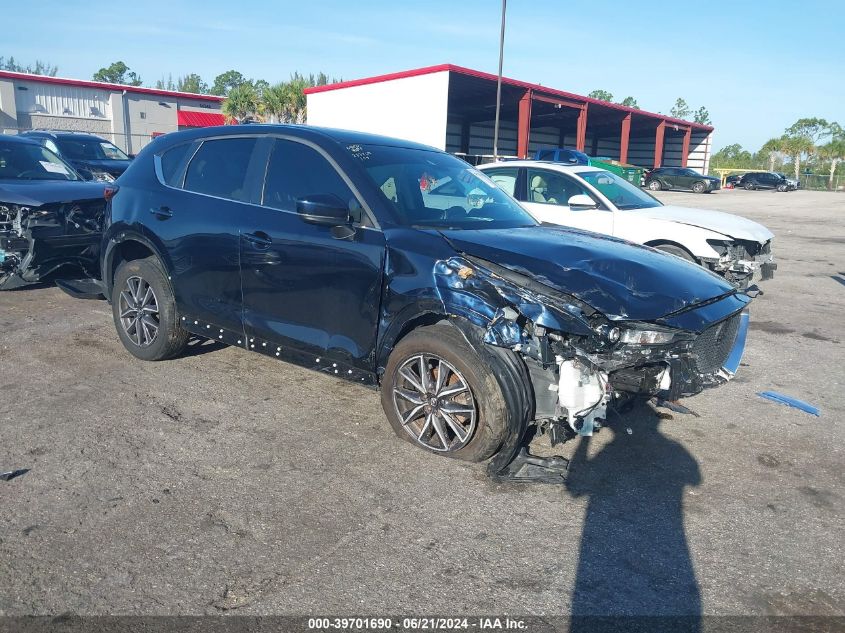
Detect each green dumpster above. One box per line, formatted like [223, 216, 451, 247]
[589, 158, 644, 187]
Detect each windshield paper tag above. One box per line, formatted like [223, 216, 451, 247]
[40, 161, 70, 175]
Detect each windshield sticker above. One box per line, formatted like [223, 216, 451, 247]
[39, 161, 70, 175]
[347, 144, 372, 161]
[419, 172, 437, 192]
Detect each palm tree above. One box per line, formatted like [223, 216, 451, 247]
[817, 139, 845, 190]
[781, 135, 814, 180]
[222, 83, 259, 123]
[261, 83, 287, 123]
[281, 76, 309, 124]
[760, 137, 788, 172]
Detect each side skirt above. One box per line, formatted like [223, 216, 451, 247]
[178, 315, 379, 389]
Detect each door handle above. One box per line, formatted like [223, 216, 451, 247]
[150, 206, 173, 219]
[243, 231, 272, 249]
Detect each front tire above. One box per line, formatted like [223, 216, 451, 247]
[381, 322, 511, 463]
[647, 180, 662, 191]
[692, 181, 706, 193]
[654, 243, 696, 263]
[744, 182, 756, 190]
[112, 257, 189, 361]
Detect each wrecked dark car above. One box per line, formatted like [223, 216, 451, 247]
[21, 130, 133, 182]
[97, 125, 750, 482]
[0, 135, 105, 291]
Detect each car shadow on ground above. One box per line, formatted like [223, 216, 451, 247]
[565, 401, 702, 632]
[181, 336, 228, 358]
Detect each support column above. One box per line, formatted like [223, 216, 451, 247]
[575, 104, 588, 152]
[619, 113, 631, 164]
[681, 127, 691, 167]
[654, 121, 666, 168]
[517, 89, 533, 159]
[460, 119, 470, 155]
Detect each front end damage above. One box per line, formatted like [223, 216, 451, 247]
[0, 201, 103, 290]
[704, 238, 776, 289]
[433, 256, 750, 483]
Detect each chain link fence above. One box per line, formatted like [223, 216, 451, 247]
[793, 173, 845, 192]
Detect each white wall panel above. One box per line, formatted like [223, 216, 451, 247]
[14, 80, 111, 120]
[306, 71, 450, 150]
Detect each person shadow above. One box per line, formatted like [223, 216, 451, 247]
[566, 401, 703, 633]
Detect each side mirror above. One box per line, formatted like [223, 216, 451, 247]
[127, 153, 136, 160]
[568, 194, 598, 211]
[295, 194, 351, 226]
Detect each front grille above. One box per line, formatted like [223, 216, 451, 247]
[691, 314, 741, 375]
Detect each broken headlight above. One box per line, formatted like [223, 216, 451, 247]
[619, 325, 685, 345]
[90, 171, 116, 183]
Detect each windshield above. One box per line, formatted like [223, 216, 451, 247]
[0, 141, 80, 181]
[579, 170, 662, 210]
[354, 144, 537, 229]
[58, 138, 130, 161]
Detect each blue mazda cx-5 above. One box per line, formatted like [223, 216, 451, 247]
[98, 124, 750, 482]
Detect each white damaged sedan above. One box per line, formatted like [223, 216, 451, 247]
[478, 160, 776, 289]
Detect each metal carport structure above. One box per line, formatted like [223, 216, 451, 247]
[305, 64, 713, 172]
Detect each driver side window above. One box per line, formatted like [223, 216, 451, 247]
[526, 169, 595, 208]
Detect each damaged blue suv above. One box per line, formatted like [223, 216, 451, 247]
[99, 125, 750, 482]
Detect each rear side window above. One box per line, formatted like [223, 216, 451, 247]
[184, 137, 257, 202]
[159, 143, 193, 187]
[262, 139, 357, 213]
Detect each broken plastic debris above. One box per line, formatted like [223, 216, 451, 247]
[653, 397, 701, 418]
[757, 391, 820, 417]
[0, 468, 29, 481]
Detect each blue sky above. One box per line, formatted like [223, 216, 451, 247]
[4, 0, 843, 151]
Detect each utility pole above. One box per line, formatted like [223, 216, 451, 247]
[492, 0, 507, 160]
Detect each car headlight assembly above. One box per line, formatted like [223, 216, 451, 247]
[92, 171, 115, 183]
[619, 327, 680, 345]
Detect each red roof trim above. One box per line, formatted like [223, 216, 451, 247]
[177, 110, 229, 127]
[0, 70, 225, 103]
[303, 63, 713, 132]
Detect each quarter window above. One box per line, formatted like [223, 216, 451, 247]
[184, 137, 257, 201]
[262, 139, 359, 216]
[159, 143, 193, 187]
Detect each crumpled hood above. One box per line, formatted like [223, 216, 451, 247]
[440, 226, 737, 321]
[0, 180, 106, 207]
[635, 205, 774, 242]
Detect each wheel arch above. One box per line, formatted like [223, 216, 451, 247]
[644, 239, 700, 263]
[103, 231, 172, 300]
[376, 306, 449, 380]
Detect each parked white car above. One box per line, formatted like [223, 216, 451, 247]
[477, 161, 776, 289]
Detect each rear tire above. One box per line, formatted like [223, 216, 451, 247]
[647, 180, 662, 191]
[381, 322, 512, 463]
[654, 243, 696, 263]
[112, 257, 189, 361]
